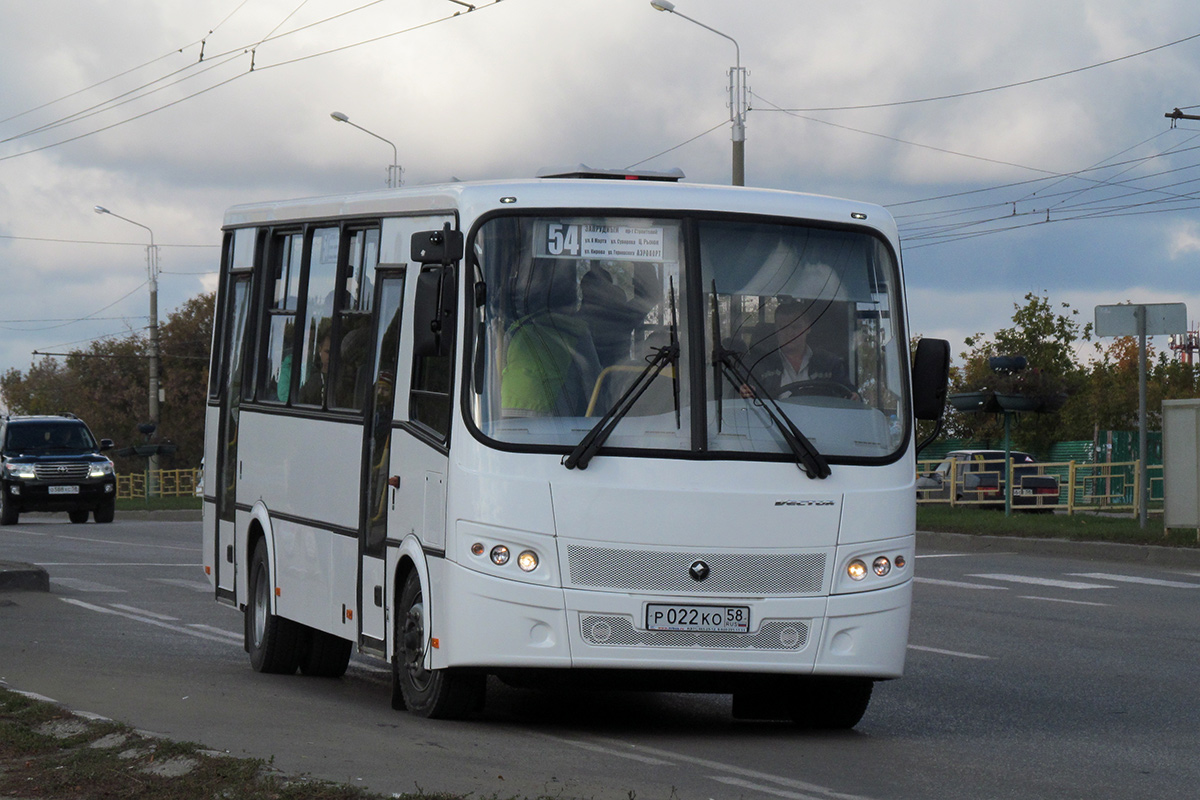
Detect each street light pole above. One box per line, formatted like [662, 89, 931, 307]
[651, 0, 747, 186]
[93, 205, 160, 495]
[330, 111, 401, 188]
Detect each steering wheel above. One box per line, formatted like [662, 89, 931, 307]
[777, 379, 858, 400]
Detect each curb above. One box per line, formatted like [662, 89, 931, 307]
[0, 561, 49, 593]
[917, 530, 1200, 568]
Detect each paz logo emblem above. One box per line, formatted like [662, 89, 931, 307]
[689, 560, 710, 582]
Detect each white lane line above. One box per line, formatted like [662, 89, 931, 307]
[37, 562, 198, 568]
[907, 644, 992, 660]
[109, 604, 178, 621]
[551, 736, 676, 766]
[187, 624, 242, 642]
[55, 535, 197, 552]
[968, 573, 1116, 590]
[916, 552, 1015, 558]
[1018, 596, 1110, 607]
[591, 737, 875, 800]
[915, 577, 1008, 590]
[59, 598, 237, 645]
[150, 578, 211, 592]
[51, 577, 125, 593]
[711, 776, 833, 800]
[1068, 572, 1200, 589]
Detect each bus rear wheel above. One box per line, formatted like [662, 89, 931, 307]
[391, 570, 484, 718]
[245, 540, 303, 674]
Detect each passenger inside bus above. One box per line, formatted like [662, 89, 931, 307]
[500, 259, 601, 417]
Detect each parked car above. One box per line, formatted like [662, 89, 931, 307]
[917, 449, 1060, 511]
[0, 414, 117, 524]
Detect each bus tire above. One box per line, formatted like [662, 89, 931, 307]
[94, 499, 115, 524]
[300, 629, 352, 677]
[392, 570, 485, 718]
[789, 677, 873, 729]
[246, 539, 303, 675]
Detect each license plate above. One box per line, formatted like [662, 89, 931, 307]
[48, 485, 79, 495]
[646, 604, 750, 633]
[1014, 488, 1033, 496]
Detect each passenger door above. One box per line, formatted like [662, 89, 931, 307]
[358, 270, 406, 651]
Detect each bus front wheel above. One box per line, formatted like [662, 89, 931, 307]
[245, 540, 303, 674]
[392, 570, 485, 718]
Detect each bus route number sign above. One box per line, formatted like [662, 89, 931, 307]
[543, 222, 665, 262]
[646, 603, 750, 633]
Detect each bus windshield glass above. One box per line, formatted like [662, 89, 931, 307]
[469, 214, 906, 461]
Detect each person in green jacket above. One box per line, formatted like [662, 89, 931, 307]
[501, 259, 600, 417]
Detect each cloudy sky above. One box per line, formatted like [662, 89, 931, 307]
[4, 0, 1200, 405]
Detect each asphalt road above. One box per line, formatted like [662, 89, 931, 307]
[2, 515, 1198, 800]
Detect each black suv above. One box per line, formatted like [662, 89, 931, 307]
[0, 414, 117, 524]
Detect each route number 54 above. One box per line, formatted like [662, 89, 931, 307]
[547, 223, 580, 256]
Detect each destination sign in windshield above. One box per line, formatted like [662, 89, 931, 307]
[537, 220, 668, 262]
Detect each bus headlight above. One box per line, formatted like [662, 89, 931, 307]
[517, 550, 539, 572]
[847, 559, 867, 581]
[490, 545, 510, 566]
[873, 556, 892, 577]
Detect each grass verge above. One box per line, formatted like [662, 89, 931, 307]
[115, 495, 202, 512]
[0, 686, 399, 800]
[917, 505, 1200, 547]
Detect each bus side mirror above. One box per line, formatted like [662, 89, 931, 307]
[413, 265, 455, 360]
[912, 338, 951, 421]
[411, 223, 463, 266]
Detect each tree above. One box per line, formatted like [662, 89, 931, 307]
[0, 293, 214, 473]
[948, 292, 1091, 454]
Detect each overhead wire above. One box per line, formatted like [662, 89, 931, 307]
[0, 0, 506, 163]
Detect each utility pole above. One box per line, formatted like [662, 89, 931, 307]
[1166, 108, 1200, 126]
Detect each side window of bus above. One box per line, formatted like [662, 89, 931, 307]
[329, 228, 379, 411]
[295, 227, 341, 407]
[409, 265, 455, 439]
[258, 232, 303, 403]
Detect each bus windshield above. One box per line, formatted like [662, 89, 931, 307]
[469, 214, 906, 462]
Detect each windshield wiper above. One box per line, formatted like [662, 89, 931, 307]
[564, 279, 681, 470]
[709, 287, 830, 480]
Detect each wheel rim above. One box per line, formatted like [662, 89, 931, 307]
[402, 591, 432, 691]
[253, 562, 268, 647]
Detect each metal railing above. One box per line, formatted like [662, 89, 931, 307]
[916, 457, 1164, 516]
[116, 468, 201, 500]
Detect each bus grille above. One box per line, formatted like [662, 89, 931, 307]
[566, 546, 825, 595]
[580, 615, 809, 650]
[34, 462, 90, 481]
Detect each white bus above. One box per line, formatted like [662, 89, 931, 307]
[202, 168, 949, 728]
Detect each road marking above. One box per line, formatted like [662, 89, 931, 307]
[915, 577, 1007, 590]
[916, 552, 1015, 558]
[711, 776, 838, 800]
[51, 577, 125, 593]
[1018, 596, 1110, 607]
[968, 573, 1116, 590]
[37, 562, 198, 568]
[150, 578, 212, 592]
[907, 644, 992, 660]
[56, 534, 197, 552]
[109, 604, 178, 621]
[59, 598, 238, 645]
[187, 624, 242, 643]
[551, 736, 676, 766]
[1068, 572, 1200, 589]
[591, 737, 875, 800]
